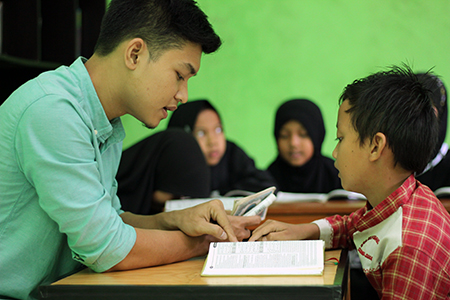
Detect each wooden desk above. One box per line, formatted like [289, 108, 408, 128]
[265, 198, 450, 224]
[39, 249, 349, 300]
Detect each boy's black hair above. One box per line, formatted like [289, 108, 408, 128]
[339, 65, 439, 174]
[94, 0, 221, 59]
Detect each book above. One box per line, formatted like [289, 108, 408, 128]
[230, 186, 276, 220]
[276, 189, 366, 203]
[201, 240, 325, 276]
[164, 186, 277, 220]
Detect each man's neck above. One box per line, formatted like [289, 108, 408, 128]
[84, 53, 125, 121]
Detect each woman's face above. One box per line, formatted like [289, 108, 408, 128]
[277, 120, 314, 167]
[193, 109, 226, 166]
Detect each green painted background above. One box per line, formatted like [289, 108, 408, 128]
[118, 0, 450, 169]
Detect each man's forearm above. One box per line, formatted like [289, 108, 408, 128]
[120, 211, 178, 230]
[108, 228, 209, 271]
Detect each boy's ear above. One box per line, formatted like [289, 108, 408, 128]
[124, 38, 146, 70]
[369, 132, 387, 162]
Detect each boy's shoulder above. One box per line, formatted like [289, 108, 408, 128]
[402, 180, 450, 253]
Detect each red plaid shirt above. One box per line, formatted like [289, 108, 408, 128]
[316, 175, 450, 299]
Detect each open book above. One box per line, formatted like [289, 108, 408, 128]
[164, 186, 277, 220]
[276, 189, 366, 203]
[201, 240, 325, 276]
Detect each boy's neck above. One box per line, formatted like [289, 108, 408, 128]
[365, 170, 412, 208]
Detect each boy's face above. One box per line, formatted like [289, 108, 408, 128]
[277, 120, 314, 167]
[332, 100, 370, 193]
[126, 41, 202, 129]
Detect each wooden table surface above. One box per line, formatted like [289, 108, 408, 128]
[40, 249, 349, 300]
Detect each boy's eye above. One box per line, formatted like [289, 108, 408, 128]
[177, 72, 184, 81]
[335, 137, 343, 142]
[215, 126, 223, 134]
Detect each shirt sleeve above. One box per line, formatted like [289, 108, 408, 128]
[15, 96, 135, 272]
[313, 208, 365, 250]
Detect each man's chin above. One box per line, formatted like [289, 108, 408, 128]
[142, 122, 158, 130]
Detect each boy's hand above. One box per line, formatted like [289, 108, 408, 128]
[248, 220, 320, 242]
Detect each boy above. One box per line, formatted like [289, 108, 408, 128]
[250, 66, 450, 299]
[0, 0, 260, 299]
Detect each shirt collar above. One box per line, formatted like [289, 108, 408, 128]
[357, 174, 416, 231]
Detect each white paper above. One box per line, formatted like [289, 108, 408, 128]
[201, 240, 325, 276]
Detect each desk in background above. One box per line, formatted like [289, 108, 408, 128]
[265, 198, 450, 224]
[40, 249, 349, 300]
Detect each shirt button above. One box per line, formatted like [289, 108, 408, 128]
[94, 130, 98, 135]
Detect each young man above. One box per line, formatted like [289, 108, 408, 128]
[0, 1, 260, 299]
[250, 66, 450, 299]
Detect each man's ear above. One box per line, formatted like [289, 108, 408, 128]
[124, 38, 146, 70]
[369, 132, 387, 162]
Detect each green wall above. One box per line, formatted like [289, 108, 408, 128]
[120, 0, 450, 169]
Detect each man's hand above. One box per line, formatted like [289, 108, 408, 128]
[170, 199, 239, 242]
[227, 215, 261, 241]
[248, 220, 320, 242]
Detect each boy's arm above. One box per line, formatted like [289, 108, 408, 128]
[248, 220, 320, 241]
[313, 209, 365, 249]
[249, 209, 363, 246]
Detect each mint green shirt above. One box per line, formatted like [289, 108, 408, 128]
[0, 58, 136, 300]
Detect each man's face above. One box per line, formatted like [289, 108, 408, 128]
[332, 100, 370, 193]
[125, 42, 202, 129]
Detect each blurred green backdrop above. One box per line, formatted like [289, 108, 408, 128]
[117, 0, 450, 169]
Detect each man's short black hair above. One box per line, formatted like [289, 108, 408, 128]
[95, 0, 221, 59]
[340, 65, 439, 174]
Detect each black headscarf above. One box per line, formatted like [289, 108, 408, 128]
[167, 99, 217, 133]
[116, 128, 210, 215]
[268, 99, 341, 193]
[168, 99, 277, 195]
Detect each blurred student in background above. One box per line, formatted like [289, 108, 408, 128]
[116, 129, 210, 215]
[168, 99, 277, 196]
[267, 99, 341, 193]
[416, 73, 450, 191]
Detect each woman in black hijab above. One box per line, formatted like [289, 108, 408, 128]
[116, 128, 210, 215]
[267, 99, 341, 193]
[416, 73, 450, 192]
[168, 99, 277, 196]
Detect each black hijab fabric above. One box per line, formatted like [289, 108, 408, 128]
[416, 74, 450, 191]
[116, 128, 210, 215]
[268, 99, 341, 193]
[168, 99, 277, 195]
[167, 99, 216, 133]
